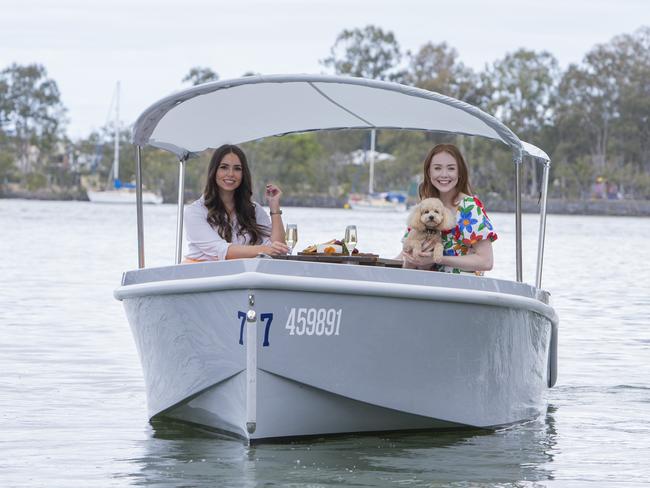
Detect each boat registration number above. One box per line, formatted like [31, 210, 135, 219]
[285, 308, 342, 336]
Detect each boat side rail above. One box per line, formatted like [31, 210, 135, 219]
[114, 271, 559, 326]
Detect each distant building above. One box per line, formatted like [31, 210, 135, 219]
[344, 149, 395, 166]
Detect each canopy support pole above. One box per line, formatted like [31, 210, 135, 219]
[175, 157, 187, 264]
[135, 145, 145, 269]
[535, 160, 551, 289]
[514, 151, 523, 282]
[368, 129, 376, 194]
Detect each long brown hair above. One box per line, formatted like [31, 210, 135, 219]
[203, 144, 269, 244]
[418, 143, 473, 201]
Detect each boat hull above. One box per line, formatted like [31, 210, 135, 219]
[116, 259, 557, 441]
[348, 200, 407, 212]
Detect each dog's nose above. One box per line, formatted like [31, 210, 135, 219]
[427, 215, 434, 220]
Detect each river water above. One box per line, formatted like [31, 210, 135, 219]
[1, 199, 649, 487]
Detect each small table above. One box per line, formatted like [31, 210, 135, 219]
[272, 254, 403, 268]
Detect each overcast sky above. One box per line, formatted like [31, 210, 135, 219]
[1, 0, 647, 139]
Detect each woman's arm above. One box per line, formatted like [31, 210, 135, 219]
[402, 239, 493, 272]
[401, 251, 434, 270]
[266, 183, 286, 243]
[400, 238, 437, 270]
[224, 184, 289, 259]
[184, 201, 232, 260]
[225, 241, 288, 259]
[438, 239, 493, 271]
[270, 212, 285, 243]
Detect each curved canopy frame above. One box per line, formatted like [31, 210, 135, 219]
[130, 74, 552, 289]
[132, 74, 548, 163]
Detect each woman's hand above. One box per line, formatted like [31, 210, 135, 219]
[265, 183, 282, 212]
[262, 241, 290, 256]
[225, 241, 289, 259]
[401, 239, 440, 269]
[402, 250, 439, 269]
[265, 183, 286, 244]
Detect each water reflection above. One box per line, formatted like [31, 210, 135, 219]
[124, 406, 557, 487]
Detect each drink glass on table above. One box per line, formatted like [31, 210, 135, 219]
[285, 224, 298, 255]
[344, 225, 358, 255]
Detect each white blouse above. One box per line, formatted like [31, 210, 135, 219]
[184, 197, 272, 261]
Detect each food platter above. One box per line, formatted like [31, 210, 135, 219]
[272, 253, 402, 267]
[298, 251, 376, 259]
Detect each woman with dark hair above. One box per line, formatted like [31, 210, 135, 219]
[402, 143, 497, 274]
[184, 144, 289, 262]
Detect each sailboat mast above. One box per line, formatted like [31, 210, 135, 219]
[368, 129, 376, 194]
[113, 81, 120, 183]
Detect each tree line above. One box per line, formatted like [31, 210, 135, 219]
[1, 25, 648, 203]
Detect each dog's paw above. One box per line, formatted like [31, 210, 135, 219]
[432, 245, 443, 263]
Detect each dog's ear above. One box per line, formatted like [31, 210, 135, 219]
[407, 204, 423, 230]
[440, 205, 457, 231]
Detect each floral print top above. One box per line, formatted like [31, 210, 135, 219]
[438, 195, 498, 273]
[403, 195, 498, 274]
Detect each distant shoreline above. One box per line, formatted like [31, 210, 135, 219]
[486, 197, 650, 217]
[1, 189, 649, 216]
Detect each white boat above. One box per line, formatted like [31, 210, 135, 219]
[348, 192, 407, 212]
[87, 82, 163, 205]
[347, 129, 407, 212]
[87, 187, 163, 204]
[115, 74, 559, 443]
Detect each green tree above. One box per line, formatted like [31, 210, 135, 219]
[182, 67, 219, 86]
[0, 63, 67, 177]
[0, 132, 16, 187]
[321, 25, 406, 82]
[482, 49, 560, 195]
[554, 27, 650, 198]
[371, 130, 430, 192]
[610, 27, 650, 173]
[406, 42, 485, 106]
[140, 146, 198, 203]
[483, 49, 559, 140]
[557, 56, 617, 170]
[314, 130, 369, 195]
[243, 134, 325, 199]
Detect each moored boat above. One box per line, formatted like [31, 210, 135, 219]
[346, 129, 407, 212]
[347, 192, 407, 212]
[87, 187, 163, 204]
[86, 82, 163, 205]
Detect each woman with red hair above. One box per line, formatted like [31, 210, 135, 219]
[402, 143, 498, 274]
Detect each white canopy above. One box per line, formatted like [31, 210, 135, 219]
[132, 74, 549, 163]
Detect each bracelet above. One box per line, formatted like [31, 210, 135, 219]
[270, 210, 282, 215]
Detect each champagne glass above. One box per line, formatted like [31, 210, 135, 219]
[344, 225, 358, 255]
[285, 224, 298, 255]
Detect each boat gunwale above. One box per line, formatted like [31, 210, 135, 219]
[114, 270, 558, 326]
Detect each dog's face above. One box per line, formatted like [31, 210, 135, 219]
[407, 198, 455, 232]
